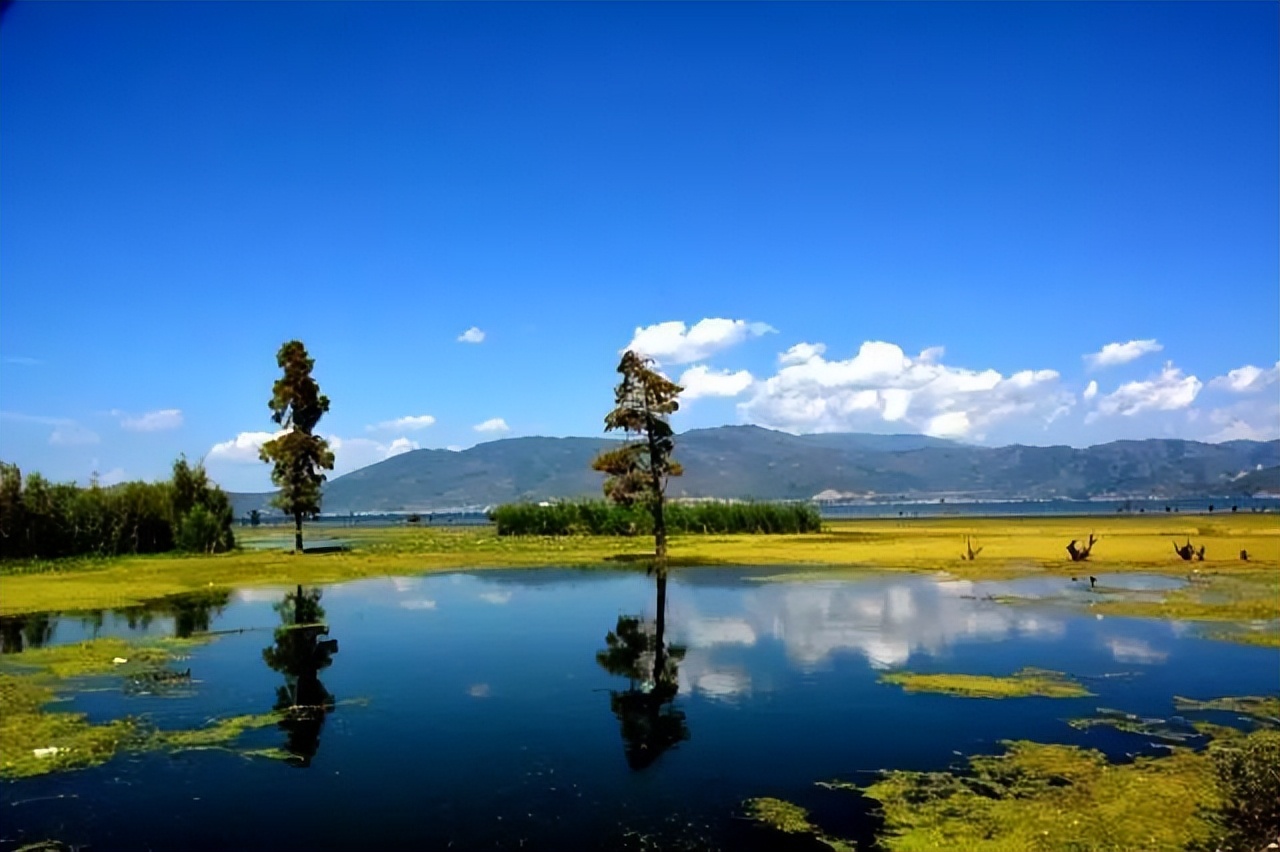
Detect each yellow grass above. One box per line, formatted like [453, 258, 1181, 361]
[1, 515, 1275, 617]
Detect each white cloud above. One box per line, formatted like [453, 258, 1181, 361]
[738, 340, 1070, 440]
[1082, 380, 1098, 401]
[366, 415, 436, 433]
[0, 411, 102, 446]
[678, 365, 755, 400]
[95, 467, 127, 486]
[2, 356, 41, 366]
[1084, 339, 1163, 369]
[208, 430, 284, 464]
[117, 408, 183, 432]
[1091, 362, 1202, 419]
[625, 318, 776, 365]
[1208, 361, 1280, 394]
[779, 342, 827, 366]
[385, 437, 420, 456]
[458, 327, 485, 344]
[207, 430, 417, 477]
[49, 424, 100, 446]
[1200, 397, 1280, 443]
[473, 418, 510, 434]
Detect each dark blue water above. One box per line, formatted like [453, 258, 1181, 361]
[2, 569, 1275, 851]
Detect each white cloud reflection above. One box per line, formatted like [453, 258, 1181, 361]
[673, 577, 1065, 673]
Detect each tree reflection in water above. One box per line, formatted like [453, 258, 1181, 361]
[262, 584, 338, 767]
[597, 569, 689, 770]
[0, 612, 56, 653]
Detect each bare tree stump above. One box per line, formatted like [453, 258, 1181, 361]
[1066, 533, 1099, 562]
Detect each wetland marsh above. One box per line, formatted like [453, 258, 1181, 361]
[1, 516, 1276, 850]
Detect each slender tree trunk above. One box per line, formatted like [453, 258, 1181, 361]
[644, 408, 667, 560]
[653, 569, 668, 685]
[294, 512, 303, 554]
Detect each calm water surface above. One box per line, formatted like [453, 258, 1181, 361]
[2, 568, 1274, 851]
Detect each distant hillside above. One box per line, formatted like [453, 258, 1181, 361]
[1232, 465, 1280, 495]
[227, 426, 1280, 515]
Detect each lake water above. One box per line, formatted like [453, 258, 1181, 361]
[2, 568, 1275, 851]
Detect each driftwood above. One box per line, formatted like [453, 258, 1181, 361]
[1066, 533, 1099, 562]
[962, 536, 983, 561]
[1240, 549, 1249, 561]
[1173, 539, 1205, 561]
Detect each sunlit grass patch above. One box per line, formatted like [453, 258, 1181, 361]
[879, 667, 1092, 699]
[2, 514, 1276, 617]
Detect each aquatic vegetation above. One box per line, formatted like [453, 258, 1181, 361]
[743, 798, 855, 852]
[1173, 695, 1280, 722]
[151, 712, 284, 751]
[0, 636, 203, 678]
[0, 636, 285, 779]
[879, 667, 1092, 699]
[858, 739, 1222, 851]
[0, 673, 143, 779]
[1068, 707, 1200, 743]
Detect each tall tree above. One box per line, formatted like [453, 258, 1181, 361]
[259, 341, 335, 553]
[592, 351, 684, 560]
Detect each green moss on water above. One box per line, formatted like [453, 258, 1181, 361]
[859, 740, 1221, 852]
[1, 636, 203, 679]
[0, 673, 143, 779]
[879, 667, 1092, 699]
[743, 797, 855, 852]
[1174, 695, 1280, 722]
[1068, 707, 1199, 743]
[0, 636, 287, 779]
[153, 712, 283, 751]
[744, 797, 815, 834]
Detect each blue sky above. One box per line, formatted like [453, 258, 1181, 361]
[1, 1, 1276, 492]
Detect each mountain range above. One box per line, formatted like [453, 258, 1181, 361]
[228, 426, 1280, 515]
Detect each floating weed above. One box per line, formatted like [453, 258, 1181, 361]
[1068, 707, 1201, 743]
[1173, 695, 1280, 723]
[879, 667, 1093, 699]
[0, 636, 298, 779]
[743, 797, 855, 852]
[858, 739, 1221, 852]
[0, 636, 206, 679]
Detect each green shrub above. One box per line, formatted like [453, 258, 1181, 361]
[491, 500, 821, 536]
[1201, 730, 1280, 852]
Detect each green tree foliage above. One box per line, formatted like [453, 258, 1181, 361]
[0, 459, 233, 561]
[1199, 730, 1280, 852]
[170, 456, 235, 553]
[491, 499, 822, 536]
[592, 351, 683, 559]
[258, 340, 335, 553]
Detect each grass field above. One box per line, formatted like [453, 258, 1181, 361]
[0, 515, 1275, 619]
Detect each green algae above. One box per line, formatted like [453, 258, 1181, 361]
[1173, 694, 1280, 723]
[1, 635, 204, 679]
[0, 636, 284, 779]
[879, 667, 1092, 699]
[859, 739, 1221, 852]
[743, 797, 855, 852]
[1068, 707, 1200, 743]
